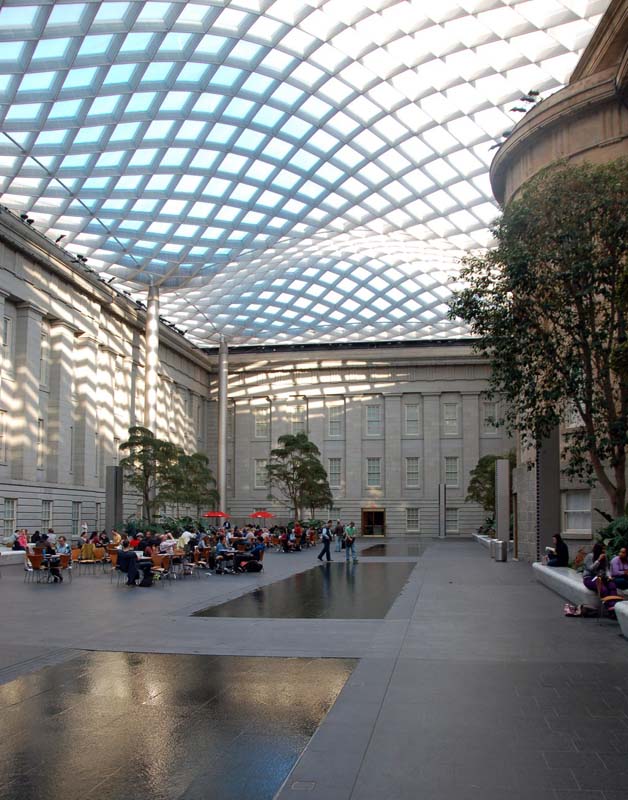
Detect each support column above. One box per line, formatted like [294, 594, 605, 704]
[12, 303, 43, 481]
[495, 458, 511, 542]
[217, 336, 228, 508]
[536, 426, 561, 561]
[384, 394, 401, 500]
[144, 285, 159, 435]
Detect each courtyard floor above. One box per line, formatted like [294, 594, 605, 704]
[1, 538, 627, 800]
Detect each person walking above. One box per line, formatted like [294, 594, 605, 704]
[317, 521, 333, 562]
[334, 519, 344, 553]
[344, 521, 358, 563]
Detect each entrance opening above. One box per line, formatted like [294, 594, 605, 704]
[362, 508, 386, 535]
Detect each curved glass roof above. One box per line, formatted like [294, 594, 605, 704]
[0, 0, 608, 346]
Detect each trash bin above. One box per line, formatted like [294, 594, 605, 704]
[495, 540, 507, 562]
[489, 538, 498, 559]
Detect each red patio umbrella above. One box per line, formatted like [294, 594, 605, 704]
[202, 511, 230, 518]
[249, 510, 275, 519]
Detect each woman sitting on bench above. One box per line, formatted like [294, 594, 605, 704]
[582, 543, 620, 611]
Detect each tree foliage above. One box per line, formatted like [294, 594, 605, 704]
[449, 159, 628, 516]
[266, 432, 333, 520]
[466, 451, 516, 514]
[120, 427, 219, 522]
[119, 427, 180, 523]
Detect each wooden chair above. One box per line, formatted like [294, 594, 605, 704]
[151, 554, 171, 583]
[24, 553, 45, 583]
[58, 553, 72, 582]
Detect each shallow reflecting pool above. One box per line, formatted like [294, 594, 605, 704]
[0, 651, 354, 800]
[361, 541, 424, 558]
[195, 562, 415, 619]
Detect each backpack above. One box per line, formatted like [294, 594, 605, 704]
[245, 560, 263, 572]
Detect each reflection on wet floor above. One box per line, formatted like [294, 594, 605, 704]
[0, 651, 354, 800]
[195, 562, 414, 619]
[361, 541, 424, 558]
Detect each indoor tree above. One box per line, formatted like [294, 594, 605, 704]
[449, 158, 628, 517]
[266, 432, 332, 521]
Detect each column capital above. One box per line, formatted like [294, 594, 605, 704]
[49, 318, 83, 335]
[16, 301, 45, 317]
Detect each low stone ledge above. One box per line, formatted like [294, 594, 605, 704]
[532, 562, 601, 610]
[472, 534, 493, 549]
[616, 603, 628, 640]
[0, 549, 26, 567]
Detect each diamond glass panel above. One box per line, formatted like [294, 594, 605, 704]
[0, 0, 608, 346]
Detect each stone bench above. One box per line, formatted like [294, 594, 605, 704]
[472, 534, 493, 549]
[616, 603, 628, 640]
[0, 548, 27, 567]
[532, 562, 602, 610]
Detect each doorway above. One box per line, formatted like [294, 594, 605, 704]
[361, 509, 386, 536]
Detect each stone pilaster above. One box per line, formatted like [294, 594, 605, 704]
[47, 321, 79, 484]
[12, 303, 43, 481]
[384, 394, 401, 500]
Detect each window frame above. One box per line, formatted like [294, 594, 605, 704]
[561, 489, 591, 537]
[444, 456, 459, 488]
[71, 501, 81, 537]
[328, 457, 341, 489]
[254, 458, 268, 489]
[366, 403, 383, 437]
[328, 404, 343, 438]
[253, 405, 270, 439]
[445, 507, 459, 533]
[366, 457, 381, 488]
[443, 402, 459, 436]
[3, 498, 16, 539]
[41, 499, 53, 531]
[406, 507, 420, 531]
[404, 403, 421, 436]
[405, 456, 420, 488]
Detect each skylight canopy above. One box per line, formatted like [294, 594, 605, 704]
[0, 0, 608, 346]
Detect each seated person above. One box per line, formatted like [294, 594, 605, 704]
[117, 542, 140, 586]
[215, 535, 234, 572]
[41, 538, 62, 582]
[546, 533, 569, 567]
[12, 529, 27, 551]
[98, 531, 110, 546]
[55, 536, 70, 555]
[610, 547, 628, 590]
[583, 543, 621, 610]
[249, 538, 265, 561]
[159, 533, 177, 555]
[111, 529, 122, 546]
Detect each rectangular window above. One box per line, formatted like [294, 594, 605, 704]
[0, 410, 7, 463]
[328, 404, 343, 437]
[3, 498, 16, 539]
[482, 400, 499, 433]
[2, 316, 13, 375]
[406, 508, 420, 531]
[564, 402, 583, 430]
[444, 456, 459, 488]
[95, 502, 102, 531]
[292, 403, 306, 434]
[405, 457, 420, 487]
[443, 403, 459, 436]
[404, 403, 421, 435]
[37, 418, 45, 470]
[71, 501, 81, 537]
[366, 457, 381, 487]
[562, 490, 591, 534]
[41, 499, 53, 531]
[254, 459, 268, 489]
[445, 508, 459, 533]
[253, 406, 269, 439]
[39, 320, 50, 387]
[328, 457, 341, 488]
[366, 404, 382, 436]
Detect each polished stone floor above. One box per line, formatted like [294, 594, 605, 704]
[361, 541, 424, 557]
[194, 562, 415, 618]
[0, 651, 354, 800]
[2, 537, 628, 800]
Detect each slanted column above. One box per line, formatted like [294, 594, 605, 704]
[12, 303, 43, 480]
[47, 321, 78, 484]
[144, 285, 159, 436]
[217, 337, 228, 509]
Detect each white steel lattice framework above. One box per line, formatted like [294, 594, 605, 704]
[0, 0, 609, 346]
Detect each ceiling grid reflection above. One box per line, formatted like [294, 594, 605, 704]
[0, 0, 609, 346]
